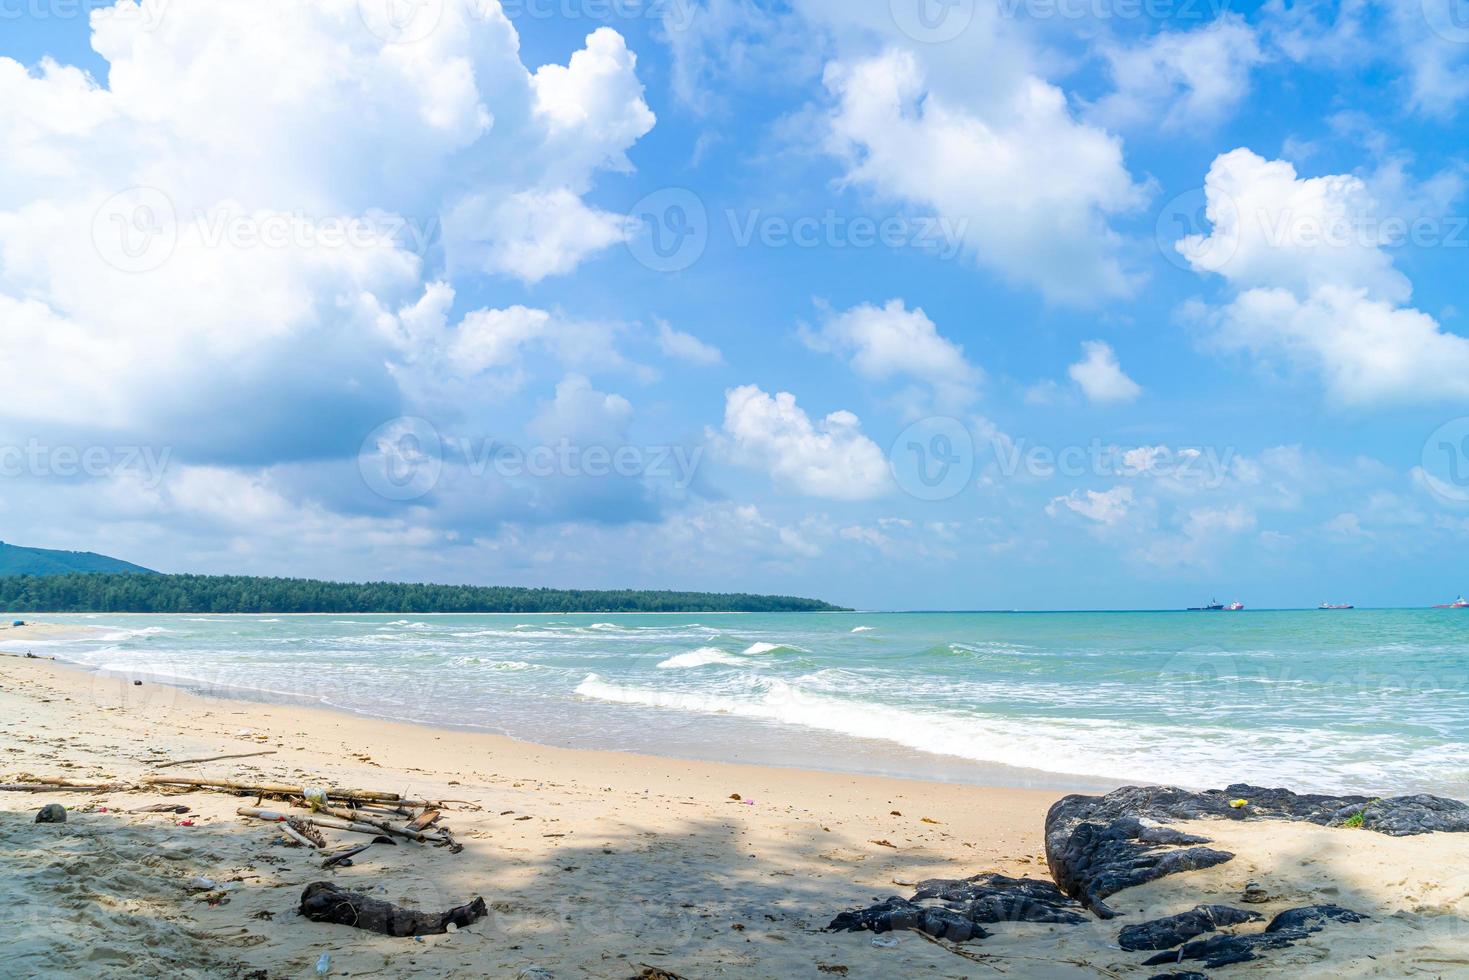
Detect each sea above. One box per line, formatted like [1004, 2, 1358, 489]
[6, 610, 1467, 798]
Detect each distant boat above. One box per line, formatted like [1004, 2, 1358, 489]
[1224, 601, 1245, 611]
[1434, 596, 1469, 609]
[1318, 602, 1354, 610]
[1188, 598, 1243, 611]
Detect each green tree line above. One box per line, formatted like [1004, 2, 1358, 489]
[0, 573, 848, 614]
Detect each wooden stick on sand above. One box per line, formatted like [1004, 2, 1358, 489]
[152, 750, 278, 769]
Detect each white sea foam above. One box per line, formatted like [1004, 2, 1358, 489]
[97, 626, 172, 641]
[570, 672, 1391, 790]
[656, 648, 746, 670]
[741, 641, 806, 655]
[850, 626, 875, 633]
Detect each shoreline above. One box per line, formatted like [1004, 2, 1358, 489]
[5, 634, 1467, 975]
[0, 651, 1072, 977]
[0, 620, 1126, 794]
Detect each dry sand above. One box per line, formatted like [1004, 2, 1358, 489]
[2, 633, 1467, 978]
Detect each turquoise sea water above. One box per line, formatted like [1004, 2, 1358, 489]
[7, 610, 1467, 797]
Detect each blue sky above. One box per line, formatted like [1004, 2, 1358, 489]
[1, 0, 1467, 609]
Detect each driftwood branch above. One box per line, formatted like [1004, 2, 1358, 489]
[299, 881, 487, 937]
[152, 750, 278, 769]
[238, 806, 398, 838]
[279, 822, 322, 849]
[146, 776, 432, 807]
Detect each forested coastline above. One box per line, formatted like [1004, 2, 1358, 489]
[0, 573, 847, 614]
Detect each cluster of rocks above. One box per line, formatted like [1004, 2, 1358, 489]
[1140, 904, 1369, 970]
[828, 873, 1085, 942]
[830, 783, 1466, 974]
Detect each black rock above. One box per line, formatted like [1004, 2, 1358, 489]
[1264, 904, 1369, 933]
[1142, 904, 1369, 969]
[828, 873, 1084, 943]
[1118, 905, 1262, 951]
[1357, 795, 1469, 836]
[1045, 783, 1469, 916]
[1142, 928, 1304, 968]
[911, 873, 1088, 924]
[35, 803, 66, 823]
[1045, 812, 1234, 918]
[1148, 973, 1209, 980]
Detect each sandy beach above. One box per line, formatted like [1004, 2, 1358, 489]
[3, 627, 1467, 978]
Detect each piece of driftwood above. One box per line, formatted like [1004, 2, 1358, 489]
[279, 822, 322, 850]
[238, 807, 397, 838]
[147, 777, 431, 806]
[310, 803, 428, 842]
[129, 803, 192, 814]
[288, 818, 328, 848]
[298, 881, 487, 937]
[152, 750, 278, 769]
[407, 808, 441, 832]
[0, 782, 115, 792]
[322, 837, 396, 869]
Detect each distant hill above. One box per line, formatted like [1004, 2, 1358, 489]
[0, 542, 156, 578]
[0, 572, 847, 614]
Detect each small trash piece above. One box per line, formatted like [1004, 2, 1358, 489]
[1229, 799, 1248, 809]
[188, 876, 218, 891]
[35, 804, 66, 824]
[1241, 881, 1270, 904]
[315, 953, 331, 976]
[870, 935, 899, 948]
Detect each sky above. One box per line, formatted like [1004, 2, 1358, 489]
[0, 0, 1467, 610]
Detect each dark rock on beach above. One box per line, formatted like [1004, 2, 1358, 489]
[1117, 904, 1262, 951]
[299, 881, 487, 937]
[1264, 903, 1369, 932]
[1044, 783, 1469, 915]
[1045, 812, 1234, 918]
[35, 803, 66, 823]
[1142, 904, 1370, 969]
[828, 873, 1085, 942]
[1348, 794, 1469, 836]
[1148, 973, 1209, 980]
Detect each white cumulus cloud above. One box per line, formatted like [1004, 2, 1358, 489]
[719, 385, 889, 500]
[1179, 148, 1469, 404]
[803, 299, 979, 410]
[1068, 341, 1142, 404]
